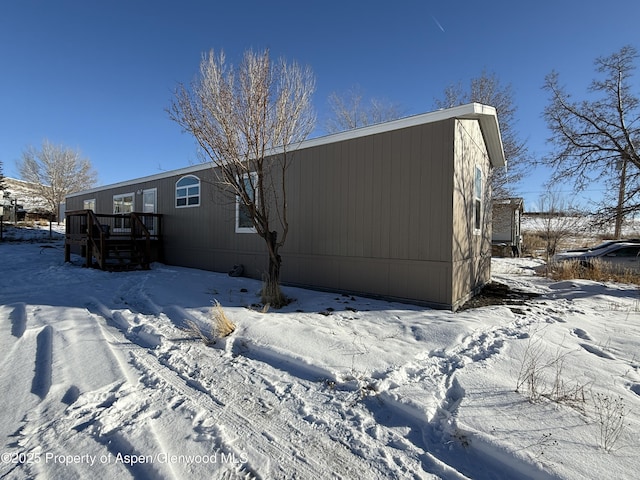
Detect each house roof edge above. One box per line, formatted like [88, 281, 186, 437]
[67, 103, 505, 199]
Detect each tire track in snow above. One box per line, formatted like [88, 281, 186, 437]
[9, 302, 28, 338]
[135, 346, 378, 479]
[88, 299, 377, 479]
[105, 282, 389, 478]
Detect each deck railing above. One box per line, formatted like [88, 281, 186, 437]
[64, 210, 163, 270]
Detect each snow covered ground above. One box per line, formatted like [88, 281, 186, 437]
[1, 224, 639, 479]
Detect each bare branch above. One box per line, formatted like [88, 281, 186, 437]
[542, 45, 640, 226]
[324, 85, 406, 134]
[433, 70, 528, 198]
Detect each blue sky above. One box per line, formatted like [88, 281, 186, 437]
[1, 0, 638, 210]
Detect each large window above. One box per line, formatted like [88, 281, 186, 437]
[236, 173, 257, 233]
[113, 193, 134, 214]
[176, 175, 200, 208]
[113, 193, 134, 231]
[142, 188, 157, 232]
[83, 199, 96, 211]
[474, 166, 483, 234]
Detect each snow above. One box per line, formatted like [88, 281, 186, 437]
[1, 224, 639, 479]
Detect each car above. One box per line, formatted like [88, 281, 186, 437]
[553, 242, 640, 273]
[564, 238, 640, 253]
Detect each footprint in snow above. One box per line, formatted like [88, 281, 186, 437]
[571, 328, 593, 341]
[61, 385, 81, 405]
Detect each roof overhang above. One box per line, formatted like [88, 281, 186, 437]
[455, 103, 506, 168]
[291, 102, 506, 168]
[67, 103, 506, 198]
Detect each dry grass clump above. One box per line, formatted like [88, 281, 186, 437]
[184, 300, 235, 346]
[210, 300, 236, 337]
[515, 331, 588, 409]
[522, 232, 547, 256]
[550, 259, 640, 285]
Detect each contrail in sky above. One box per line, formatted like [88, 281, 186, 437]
[431, 15, 445, 32]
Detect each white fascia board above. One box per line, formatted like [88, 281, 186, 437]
[67, 103, 506, 199]
[269, 102, 505, 167]
[455, 103, 506, 168]
[66, 163, 211, 198]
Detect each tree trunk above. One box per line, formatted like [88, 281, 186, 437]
[614, 157, 627, 239]
[262, 231, 286, 307]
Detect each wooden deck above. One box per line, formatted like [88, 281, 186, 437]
[64, 210, 163, 271]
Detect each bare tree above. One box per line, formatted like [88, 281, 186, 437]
[325, 85, 405, 133]
[0, 160, 5, 192]
[434, 70, 527, 198]
[543, 45, 640, 238]
[168, 49, 315, 307]
[529, 190, 586, 265]
[18, 140, 97, 216]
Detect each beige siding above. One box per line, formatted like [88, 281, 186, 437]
[451, 119, 492, 308]
[282, 121, 455, 307]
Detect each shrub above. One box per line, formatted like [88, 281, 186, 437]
[550, 259, 640, 285]
[592, 393, 628, 452]
[515, 331, 588, 409]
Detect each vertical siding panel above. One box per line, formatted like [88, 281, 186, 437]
[361, 137, 374, 258]
[354, 137, 366, 257]
[417, 125, 430, 260]
[306, 146, 317, 254]
[324, 144, 339, 256]
[338, 141, 350, 257]
[370, 134, 383, 258]
[287, 152, 300, 254]
[388, 131, 401, 259]
[346, 139, 358, 257]
[408, 126, 422, 259]
[380, 132, 392, 259]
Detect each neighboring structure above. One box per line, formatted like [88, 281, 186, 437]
[492, 198, 524, 257]
[1, 178, 50, 222]
[66, 103, 505, 310]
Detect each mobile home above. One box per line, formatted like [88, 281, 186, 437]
[65, 103, 505, 310]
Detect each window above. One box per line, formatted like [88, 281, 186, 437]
[142, 188, 157, 232]
[176, 175, 200, 208]
[474, 166, 483, 234]
[83, 199, 96, 211]
[236, 172, 257, 233]
[113, 193, 134, 231]
[113, 193, 134, 215]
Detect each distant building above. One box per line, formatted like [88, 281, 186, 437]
[492, 198, 524, 257]
[1, 178, 50, 221]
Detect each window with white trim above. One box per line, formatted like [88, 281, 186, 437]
[236, 172, 257, 233]
[474, 166, 483, 234]
[113, 193, 134, 231]
[83, 199, 96, 211]
[176, 175, 200, 208]
[113, 193, 134, 214]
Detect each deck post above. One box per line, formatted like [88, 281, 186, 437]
[85, 211, 92, 268]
